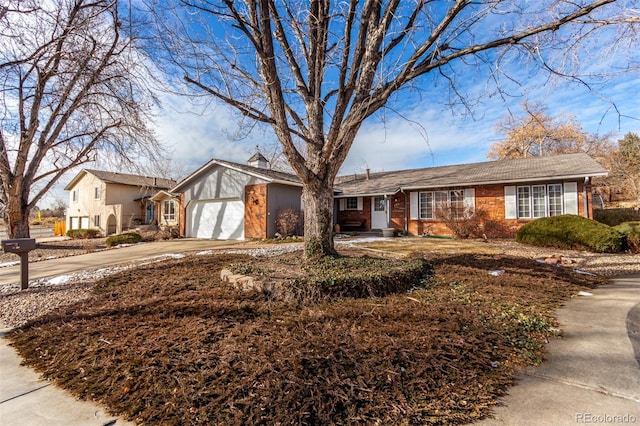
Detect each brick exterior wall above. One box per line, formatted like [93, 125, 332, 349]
[336, 181, 594, 238]
[390, 192, 406, 232]
[336, 196, 372, 231]
[245, 183, 268, 239]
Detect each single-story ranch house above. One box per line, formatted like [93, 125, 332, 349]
[169, 152, 607, 240]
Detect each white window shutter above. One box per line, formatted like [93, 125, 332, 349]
[410, 192, 419, 220]
[504, 186, 517, 219]
[563, 182, 578, 215]
[357, 197, 363, 211]
[464, 188, 475, 212]
[339, 199, 345, 211]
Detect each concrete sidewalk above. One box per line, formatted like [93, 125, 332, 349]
[477, 274, 640, 425]
[0, 328, 134, 426]
[0, 238, 242, 287]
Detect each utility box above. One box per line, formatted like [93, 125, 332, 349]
[1, 238, 36, 290]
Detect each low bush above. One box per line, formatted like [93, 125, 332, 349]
[66, 228, 100, 239]
[614, 222, 640, 253]
[105, 232, 142, 247]
[230, 254, 433, 302]
[516, 215, 624, 253]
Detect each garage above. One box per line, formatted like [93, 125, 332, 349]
[186, 199, 244, 239]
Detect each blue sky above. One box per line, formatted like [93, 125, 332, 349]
[45, 1, 639, 207]
[138, 1, 639, 179]
[150, 68, 638, 179]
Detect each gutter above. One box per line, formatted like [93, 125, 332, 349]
[399, 172, 609, 191]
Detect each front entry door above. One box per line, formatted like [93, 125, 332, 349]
[371, 196, 387, 229]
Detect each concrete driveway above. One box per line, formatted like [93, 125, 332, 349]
[0, 238, 242, 287]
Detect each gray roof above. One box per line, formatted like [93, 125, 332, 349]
[334, 153, 608, 197]
[65, 169, 176, 190]
[172, 158, 301, 192]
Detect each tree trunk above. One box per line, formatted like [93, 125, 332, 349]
[5, 191, 31, 239]
[302, 180, 337, 258]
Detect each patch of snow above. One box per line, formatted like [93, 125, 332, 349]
[488, 270, 505, 276]
[196, 250, 214, 256]
[578, 291, 594, 297]
[46, 275, 72, 285]
[335, 237, 392, 245]
[574, 269, 597, 276]
[0, 261, 20, 268]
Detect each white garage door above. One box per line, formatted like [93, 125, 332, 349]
[187, 199, 244, 240]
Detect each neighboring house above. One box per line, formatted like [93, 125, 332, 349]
[334, 153, 607, 237]
[65, 169, 176, 235]
[150, 190, 181, 230]
[172, 154, 303, 240]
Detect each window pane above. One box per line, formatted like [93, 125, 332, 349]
[548, 184, 563, 216]
[346, 197, 358, 210]
[419, 192, 433, 219]
[532, 185, 546, 218]
[517, 186, 531, 218]
[374, 196, 385, 212]
[450, 190, 464, 218]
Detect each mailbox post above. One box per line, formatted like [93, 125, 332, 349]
[1, 238, 37, 290]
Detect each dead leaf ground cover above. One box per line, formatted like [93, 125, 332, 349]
[7, 249, 604, 425]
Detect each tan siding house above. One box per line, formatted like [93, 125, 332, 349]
[65, 170, 176, 235]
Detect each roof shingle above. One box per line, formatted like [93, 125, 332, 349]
[334, 153, 607, 196]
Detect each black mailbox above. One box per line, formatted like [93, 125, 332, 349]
[1, 238, 37, 290]
[2, 238, 37, 253]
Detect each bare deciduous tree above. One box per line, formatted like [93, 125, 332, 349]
[0, 0, 162, 238]
[606, 132, 640, 204]
[488, 102, 614, 160]
[149, 0, 638, 257]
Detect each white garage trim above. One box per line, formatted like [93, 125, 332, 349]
[186, 198, 245, 240]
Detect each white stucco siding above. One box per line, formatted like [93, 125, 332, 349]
[182, 166, 268, 205]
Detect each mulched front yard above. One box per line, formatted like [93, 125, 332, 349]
[7, 250, 604, 425]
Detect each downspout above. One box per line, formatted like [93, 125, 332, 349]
[384, 194, 390, 228]
[401, 189, 408, 235]
[583, 177, 590, 219]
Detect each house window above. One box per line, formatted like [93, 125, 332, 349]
[516, 184, 564, 219]
[72, 190, 78, 202]
[345, 197, 358, 210]
[517, 186, 531, 218]
[548, 184, 563, 216]
[418, 190, 467, 219]
[163, 200, 176, 221]
[94, 186, 100, 200]
[532, 185, 546, 218]
[419, 192, 433, 219]
[94, 215, 100, 227]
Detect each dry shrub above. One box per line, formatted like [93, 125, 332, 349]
[435, 204, 487, 239]
[276, 208, 300, 237]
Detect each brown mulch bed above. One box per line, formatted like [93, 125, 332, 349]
[7, 251, 605, 425]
